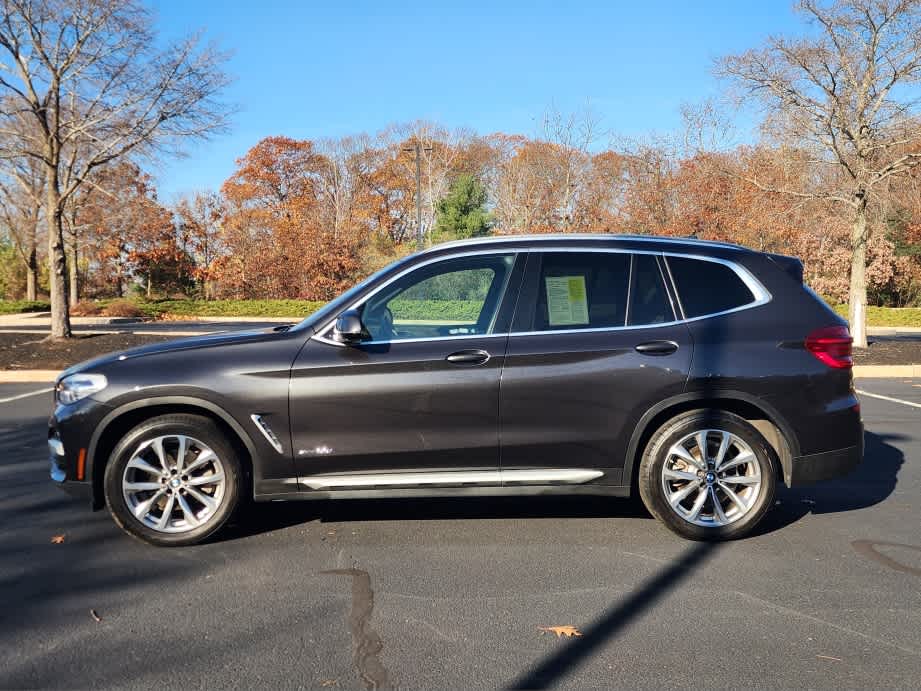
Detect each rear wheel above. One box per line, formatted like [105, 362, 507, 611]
[638, 410, 778, 540]
[104, 414, 242, 547]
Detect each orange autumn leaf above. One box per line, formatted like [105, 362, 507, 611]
[539, 625, 582, 638]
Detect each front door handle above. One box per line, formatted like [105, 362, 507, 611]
[446, 349, 490, 365]
[634, 340, 679, 356]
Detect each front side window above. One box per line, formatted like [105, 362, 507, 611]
[666, 256, 756, 318]
[359, 254, 515, 341]
[525, 252, 631, 332]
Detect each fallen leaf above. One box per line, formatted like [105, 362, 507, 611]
[539, 625, 582, 638]
[90, 609, 101, 622]
[320, 680, 339, 688]
[50, 535, 65, 544]
[816, 654, 842, 662]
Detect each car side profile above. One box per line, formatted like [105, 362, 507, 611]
[49, 234, 864, 546]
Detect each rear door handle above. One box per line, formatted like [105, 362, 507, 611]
[446, 349, 490, 365]
[634, 340, 679, 356]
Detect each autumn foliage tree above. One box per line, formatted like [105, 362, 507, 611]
[218, 137, 362, 300]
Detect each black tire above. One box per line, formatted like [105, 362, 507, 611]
[104, 414, 242, 547]
[638, 409, 778, 541]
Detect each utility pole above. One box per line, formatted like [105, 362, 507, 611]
[402, 139, 433, 251]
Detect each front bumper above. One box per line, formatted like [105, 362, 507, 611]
[49, 430, 94, 502]
[788, 427, 864, 486]
[48, 395, 112, 509]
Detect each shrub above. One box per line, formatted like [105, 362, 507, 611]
[70, 300, 103, 316]
[142, 298, 324, 318]
[102, 299, 145, 318]
[0, 300, 51, 314]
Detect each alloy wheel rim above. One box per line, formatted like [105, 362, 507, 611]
[660, 429, 763, 528]
[122, 434, 225, 534]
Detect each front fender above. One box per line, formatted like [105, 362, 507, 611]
[86, 395, 273, 508]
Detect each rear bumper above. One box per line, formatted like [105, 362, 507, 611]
[788, 429, 864, 486]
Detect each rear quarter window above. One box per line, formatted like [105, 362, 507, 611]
[667, 256, 756, 318]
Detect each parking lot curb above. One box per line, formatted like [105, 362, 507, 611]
[853, 364, 921, 378]
[0, 370, 60, 382]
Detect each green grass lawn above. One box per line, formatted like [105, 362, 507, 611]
[832, 305, 921, 327]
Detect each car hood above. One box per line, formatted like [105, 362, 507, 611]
[58, 326, 298, 380]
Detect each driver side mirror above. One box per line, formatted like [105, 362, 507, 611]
[333, 309, 366, 345]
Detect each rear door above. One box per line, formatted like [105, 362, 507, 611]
[499, 250, 692, 486]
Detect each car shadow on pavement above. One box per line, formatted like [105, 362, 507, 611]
[217, 493, 655, 543]
[752, 430, 904, 536]
[220, 431, 902, 545]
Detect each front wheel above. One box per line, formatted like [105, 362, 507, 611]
[638, 410, 778, 541]
[104, 414, 242, 547]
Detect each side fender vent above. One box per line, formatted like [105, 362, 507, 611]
[251, 414, 284, 454]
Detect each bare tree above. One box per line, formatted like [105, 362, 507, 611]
[0, 151, 42, 299]
[541, 103, 603, 227]
[0, 0, 231, 338]
[717, 0, 921, 347]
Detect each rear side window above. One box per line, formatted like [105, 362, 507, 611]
[628, 254, 673, 326]
[529, 252, 630, 331]
[667, 256, 755, 318]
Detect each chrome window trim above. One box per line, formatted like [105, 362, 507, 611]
[312, 331, 509, 347]
[310, 246, 772, 347]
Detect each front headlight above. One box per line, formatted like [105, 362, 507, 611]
[56, 373, 108, 405]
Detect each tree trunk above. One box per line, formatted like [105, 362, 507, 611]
[848, 196, 869, 349]
[68, 239, 78, 307]
[25, 245, 37, 301]
[45, 166, 72, 339]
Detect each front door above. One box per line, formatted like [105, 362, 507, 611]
[289, 252, 524, 488]
[499, 250, 692, 486]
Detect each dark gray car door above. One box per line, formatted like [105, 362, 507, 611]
[499, 251, 692, 486]
[288, 252, 525, 486]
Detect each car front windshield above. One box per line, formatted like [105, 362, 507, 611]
[294, 254, 417, 331]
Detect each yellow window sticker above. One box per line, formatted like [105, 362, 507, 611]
[545, 275, 589, 326]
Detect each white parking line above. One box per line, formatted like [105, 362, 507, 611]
[0, 387, 53, 404]
[856, 388, 921, 410]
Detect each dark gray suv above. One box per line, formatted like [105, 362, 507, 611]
[49, 234, 863, 546]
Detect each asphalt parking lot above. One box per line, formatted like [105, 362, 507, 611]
[0, 380, 919, 689]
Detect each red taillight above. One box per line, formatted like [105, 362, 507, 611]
[805, 325, 853, 369]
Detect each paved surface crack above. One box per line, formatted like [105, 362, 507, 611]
[852, 540, 921, 577]
[322, 568, 393, 690]
[731, 589, 921, 657]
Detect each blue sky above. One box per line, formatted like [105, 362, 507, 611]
[150, 0, 805, 201]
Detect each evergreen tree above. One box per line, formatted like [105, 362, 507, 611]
[433, 175, 493, 241]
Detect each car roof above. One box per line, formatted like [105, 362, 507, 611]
[421, 233, 752, 256]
